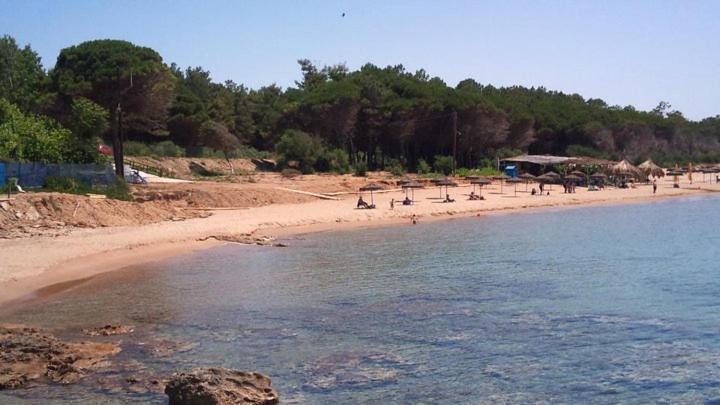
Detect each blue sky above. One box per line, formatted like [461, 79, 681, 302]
[2, 0, 719, 120]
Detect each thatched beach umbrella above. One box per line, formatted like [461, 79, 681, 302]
[401, 180, 423, 203]
[505, 177, 523, 196]
[518, 173, 536, 191]
[537, 171, 560, 190]
[590, 172, 607, 185]
[359, 183, 383, 205]
[470, 177, 491, 197]
[436, 178, 458, 198]
[564, 174, 582, 182]
[612, 159, 642, 180]
[570, 170, 586, 177]
[638, 159, 664, 179]
[492, 173, 510, 193]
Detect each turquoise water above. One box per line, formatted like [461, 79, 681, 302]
[2, 195, 720, 403]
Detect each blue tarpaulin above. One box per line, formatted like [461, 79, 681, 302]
[0, 163, 5, 187]
[1, 162, 114, 188]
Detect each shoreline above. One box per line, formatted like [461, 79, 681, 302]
[1, 180, 718, 307]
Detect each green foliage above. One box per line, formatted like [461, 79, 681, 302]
[51, 39, 175, 136]
[385, 158, 405, 176]
[275, 129, 320, 174]
[1, 33, 719, 169]
[315, 148, 350, 173]
[103, 176, 131, 201]
[44, 176, 92, 194]
[416, 158, 432, 174]
[0, 98, 76, 163]
[353, 160, 368, 177]
[43, 175, 130, 201]
[433, 155, 454, 175]
[0, 35, 46, 112]
[151, 140, 184, 157]
[125, 140, 186, 158]
[124, 141, 152, 156]
[565, 144, 606, 159]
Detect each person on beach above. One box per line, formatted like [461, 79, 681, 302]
[357, 196, 369, 209]
[390, 198, 395, 210]
[445, 194, 455, 203]
[411, 214, 417, 225]
[539, 183, 544, 193]
[653, 179, 657, 194]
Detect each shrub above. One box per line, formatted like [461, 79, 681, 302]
[416, 158, 432, 175]
[353, 160, 367, 177]
[433, 155, 454, 175]
[150, 141, 185, 157]
[103, 176, 131, 201]
[281, 168, 301, 178]
[275, 130, 320, 174]
[44, 176, 91, 194]
[386, 158, 405, 177]
[123, 141, 152, 156]
[315, 148, 350, 173]
[43, 175, 130, 201]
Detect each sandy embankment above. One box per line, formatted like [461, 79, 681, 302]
[1, 174, 718, 304]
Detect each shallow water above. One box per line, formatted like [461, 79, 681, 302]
[2, 195, 720, 403]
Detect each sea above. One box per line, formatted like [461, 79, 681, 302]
[2, 195, 720, 404]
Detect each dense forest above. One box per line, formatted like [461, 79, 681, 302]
[2, 36, 719, 174]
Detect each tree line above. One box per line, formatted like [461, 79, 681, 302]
[1, 35, 719, 174]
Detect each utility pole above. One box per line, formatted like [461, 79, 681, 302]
[112, 69, 133, 178]
[113, 103, 124, 177]
[451, 110, 457, 176]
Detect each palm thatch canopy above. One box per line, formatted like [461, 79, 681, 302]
[505, 177, 523, 184]
[436, 178, 458, 187]
[590, 172, 607, 179]
[470, 177, 492, 185]
[612, 160, 642, 178]
[569, 170, 586, 177]
[638, 159, 665, 178]
[401, 180, 424, 188]
[518, 173, 536, 180]
[492, 174, 510, 180]
[564, 174, 582, 182]
[359, 183, 384, 191]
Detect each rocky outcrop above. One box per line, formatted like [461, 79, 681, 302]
[0, 324, 120, 389]
[165, 367, 278, 405]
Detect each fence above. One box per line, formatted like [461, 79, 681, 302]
[0, 162, 115, 188]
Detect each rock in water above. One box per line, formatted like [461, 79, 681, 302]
[0, 324, 120, 389]
[165, 367, 278, 405]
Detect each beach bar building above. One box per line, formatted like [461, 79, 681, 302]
[501, 154, 574, 175]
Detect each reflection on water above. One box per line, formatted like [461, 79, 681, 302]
[2, 196, 720, 403]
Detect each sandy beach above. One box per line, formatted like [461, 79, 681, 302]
[1, 173, 718, 305]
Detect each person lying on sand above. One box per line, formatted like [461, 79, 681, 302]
[357, 196, 370, 209]
[469, 191, 481, 200]
[403, 197, 412, 205]
[444, 194, 455, 203]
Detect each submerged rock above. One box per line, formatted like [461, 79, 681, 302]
[165, 367, 278, 405]
[82, 324, 134, 336]
[0, 324, 120, 389]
